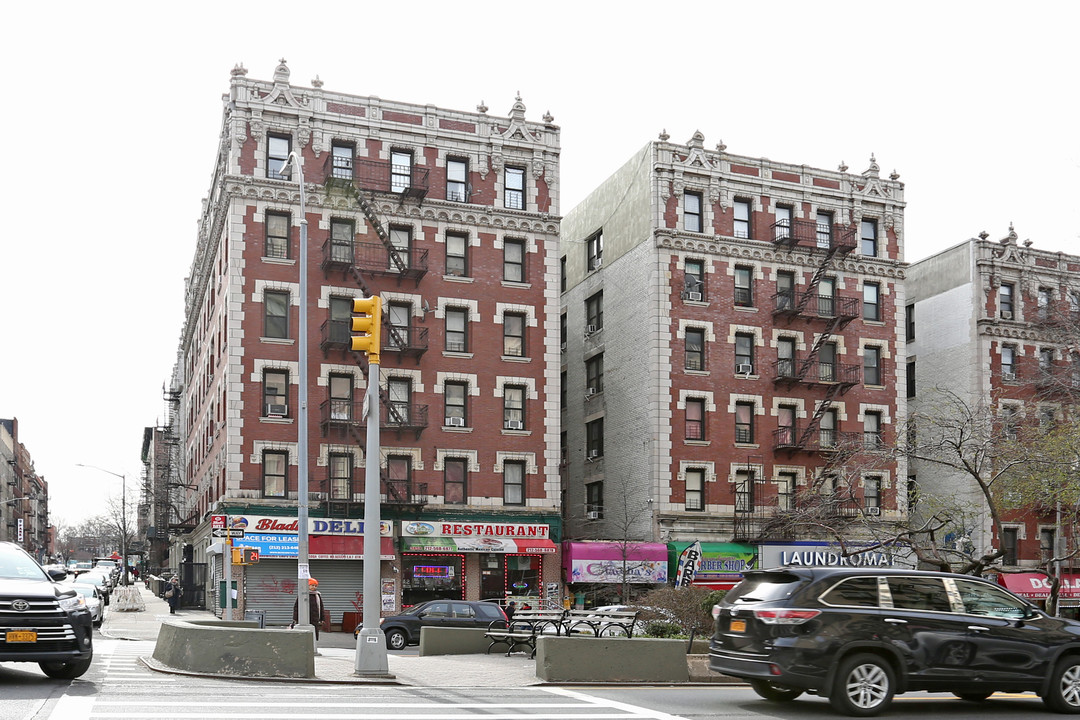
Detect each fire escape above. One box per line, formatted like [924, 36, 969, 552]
[317, 153, 430, 517]
[162, 382, 195, 535]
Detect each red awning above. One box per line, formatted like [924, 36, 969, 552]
[309, 535, 395, 560]
[692, 581, 740, 592]
[999, 572, 1080, 599]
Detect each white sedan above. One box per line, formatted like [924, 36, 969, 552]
[66, 583, 105, 626]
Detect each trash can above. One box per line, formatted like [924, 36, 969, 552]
[244, 610, 266, 628]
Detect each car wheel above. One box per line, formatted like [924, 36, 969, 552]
[385, 629, 408, 650]
[750, 679, 804, 702]
[954, 691, 994, 702]
[829, 653, 895, 717]
[39, 657, 93, 680]
[1044, 656, 1080, 713]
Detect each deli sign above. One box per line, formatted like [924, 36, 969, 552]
[223, 515, 391, 536]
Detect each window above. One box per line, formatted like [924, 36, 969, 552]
[444, 458, 467, 504]
[586, 418, 604, 459]
[263, 450, 287, 498]
[1040, 406, 1056, 430]
[446, 232, 468, 276]
[504, 166, 525, 209]
[1000, 283, 1014, 318]
[560, 256, 566, 293]
[684, 259, 705, 300]
[388, 226, 412, 271]
[560, 371, 567, 410]
[860, 219, 878, 257]
[391, 150, 413, 194]
[331, 143, 354, 180]
[685, 191, 703, 233]
[818, 342, 837, 382]
[954, 578, 1028, 619]
[816, 211, 833, 248]
[733, 199, 751, 239]
[1001, 345, 1017, 379]
[560, 313, 567, 351]
[686, 398, 705, 440]
[388, 378, 411, 425]
[1042, 528, 1057, 564]
[263, 370, 288, 416]
[328, 374, 353, 421]
[266, 212, 290, 259]
[906, 359, 916, 398]
[386, 455, 412, 502]
[864, 346, 882, 386]
[585, 292, 604, 332]
[503, 385, 525, 429]
[735, 402, 755, 444]
[735, 469, 755, 512]
[735, 333, 754, 374]
[503, 460, 525, 505]
[587, 230, 604, 271]
[905, 303, 915, 341]
[864, 411, 882, 448]
[503, 313, 525, 357]
[1039, 287, 1052, 320]
[863, 282, 881, 321]
[734, 266, 754, 307]
[774, 205, 792, 241]
[685, 469, 705, 511]
[1002, 405, 1019, 441]
[329, 219, 354, 264]
[328, 453, 353, 500]
[820, 409, 837, 448]
[1070, 291, 1080, 316]
[504, 238, 525, 282]
[445, 308, 468, 352]
[777, 337, 796, 378]
[586, 354, 604, 394]
[685, 328, 705, 371]
[777, 405, 797, 446]
[776, 270, 795, 311]
[586, 481, 603, 518]
[1040, 347, 1054, 374]
[886, 577, 952, 613]
[1001, 527, 1019, 565]
[267, 135, 290, 179]
[385, 302, 411, 350]
[820, 577, 880, 607]
[446, 158, 468, 202]
[444, 381, 467, 426]
[264, 290, 289, 339]
[328, 296, 352, 344]
[777, 471, 796, 510]
[818, 277, 836, 316]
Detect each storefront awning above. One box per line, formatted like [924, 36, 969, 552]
[401, 537, 557, 554]
[999, 572, 1080, 599]
[562, 541, 669, 584]
[667, 542, 755, 585]
[240, 534, 395, 560]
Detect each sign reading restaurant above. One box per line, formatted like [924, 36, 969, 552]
[401, 522, 550, 538]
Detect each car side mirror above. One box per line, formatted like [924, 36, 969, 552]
[47, 568, 68, 581]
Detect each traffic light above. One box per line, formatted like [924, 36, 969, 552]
[351, 296, 382, 363]
[231, 547, 260, 565]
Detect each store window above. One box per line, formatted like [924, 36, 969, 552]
[401, 554, 464, 607]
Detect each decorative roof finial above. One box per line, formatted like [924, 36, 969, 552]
[311, 75, 324, 88]
[543, 110, 554, 124]
[716, 139, 727, 152]
[838, 160, 848, 172]
[273, 59, 290, 84]
[477, 100, 488, 114]
[979, 231, 990, 240]
[890, 169, 900, 180]
[659, 128, 670, 141]
[231, 63, 248, 77]
[862, 153, 880, 178]
[688, 130, 705, 149]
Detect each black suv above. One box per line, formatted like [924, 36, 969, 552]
[710, 567, 1080, 716]
[0, 541, 94, 679]
[377, 599, 507, 650]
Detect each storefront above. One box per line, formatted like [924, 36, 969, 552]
[561, 541, 668, 606]
[399, 520, 558, 608]
[759, 541, 905, 569]
[667, 542, 756, 591]
[998, 572, 1080, 617]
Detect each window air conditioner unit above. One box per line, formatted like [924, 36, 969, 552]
[266, 404, 288, 417]
[584, 324, 598, 337]
[586, 511, 600, 520]
[736, 363, 754, 375]
[592, 259, 603, 271]
[446, 417, 465, 427]
[866, 506, 881, 516]
[506, 420, 524, 430]
[685, 292, 703, 302]
[587, 450, 600, 460]
[1001, 311, 1013, 320]
[1002, 371, 1016, 382]
[585, 387, 598, 398]
[560, 342, 567, 351]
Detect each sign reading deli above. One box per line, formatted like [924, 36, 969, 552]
[401, 522, 550, 538]
[224, 515, 392, 536]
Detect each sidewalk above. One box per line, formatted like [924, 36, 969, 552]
[102, 585, 540, 686]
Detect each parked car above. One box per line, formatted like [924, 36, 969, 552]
[376, 599, 508, 650]
[65, 583, 105, 627]
[709, 566, 1080, 716]
[71, 572, 111, 605]
[0, 541, 94, 679]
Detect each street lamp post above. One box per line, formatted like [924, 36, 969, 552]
[75, 464, 129, 586]
[277, 151, 312, 639]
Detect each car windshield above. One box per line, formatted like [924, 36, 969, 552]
[75, 575, 104, 586]
[0, 546, 49, 580]
[69, 585, 96, 598]
[726, 571, 807, 603]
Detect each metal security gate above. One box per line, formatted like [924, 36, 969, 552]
[179, 563, 207, 609]
[243, 560, 299, 626]
[310, 560, 364, 627]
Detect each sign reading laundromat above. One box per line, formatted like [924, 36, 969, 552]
[760, 542, 898, 569]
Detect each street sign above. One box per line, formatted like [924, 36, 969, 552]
[211, 514, 227, 530]
[212, 528, 245, 538]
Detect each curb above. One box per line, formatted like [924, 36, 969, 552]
[139, 656, 402, 685]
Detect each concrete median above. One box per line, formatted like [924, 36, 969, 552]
[535, 636, 689, 683]
[152, 618, 315, 678]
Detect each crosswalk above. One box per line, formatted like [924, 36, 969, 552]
[47, 641, 689, 720]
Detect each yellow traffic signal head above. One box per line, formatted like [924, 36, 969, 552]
[351, 296, 382, 362]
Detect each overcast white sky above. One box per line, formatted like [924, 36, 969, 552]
[1, 1, 1077, 530]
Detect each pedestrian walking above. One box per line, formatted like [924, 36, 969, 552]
[291, 578, 325, 640]
[164, 575, 182, 614]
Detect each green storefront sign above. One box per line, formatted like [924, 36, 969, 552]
[668, 542, 756, 583]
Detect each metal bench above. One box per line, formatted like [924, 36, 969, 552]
[485, 609, 567, 657]
[563, 608, 640, 637]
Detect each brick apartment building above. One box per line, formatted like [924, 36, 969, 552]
[166, 62, 561, 623]
[560, 133, 908, 593]
[1, 417, 52, 560]
[907, 229, 1080, 609]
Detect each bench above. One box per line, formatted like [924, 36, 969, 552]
[563, 608, 640, 637]
[485, 609, 567, 658]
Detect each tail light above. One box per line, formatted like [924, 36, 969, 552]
[753, 609, 821, 625]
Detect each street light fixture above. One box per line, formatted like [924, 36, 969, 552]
[75, 464, 129, 587]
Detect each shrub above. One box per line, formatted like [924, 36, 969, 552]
[643, 620, 683, 638]
[634, 585, 718, 635]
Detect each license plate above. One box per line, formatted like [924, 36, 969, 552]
[729, 619, 746, 633]
[5, 631, 37, 642]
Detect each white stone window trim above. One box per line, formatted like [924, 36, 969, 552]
[857, 337, 892, 361]
[728, 462, 766, 484]
[318, 444, 359, 469]
[250, 440, 297, 465]
[678, 461, 717, 484]
[773, 465, 807, 487]
[857, 403, 893, 425]
[725, 260, 764, 282]
[495, 376, 538, 400]
[318, 364, 361, 388]
[435, 372, 480, 395]
[379, 447, 424, 471]
[319, 285, 373, 310]
[680, 186, 711, 233]
[496, 302, 538, 328]
[1002, 523, 1027, 541]
[728, 324, 765, 346]
[771, 330, 806, 352]
[251, 358, 299, 383]
[434, 449, 481, 473]
[859, 470, 892, 491]
[378, 291, 424, 319]
[676, 256, 714, 276]
[997, 340, 1027, 358]
[727, 393, 765, 415]
[253, 279, 299, 304]
[856, 277, 892, 297]
[493, 232, 537, 255]
[771, 397, 807, 420]
[382, 368, 424, 394]
[814, 400, 847, 422]
[436, 297, 480, 322]
[813, 332, 847, 355]
[494, 451, 537, 475]
[677, 389, 716, 412]
[435, 226, 481, 247]
[677, 319, 715, 342]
